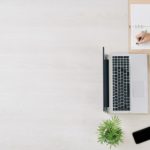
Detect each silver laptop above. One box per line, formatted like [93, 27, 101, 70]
[103, 47, 148, 113]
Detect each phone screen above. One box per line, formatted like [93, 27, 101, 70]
[132, 127, 150, 144]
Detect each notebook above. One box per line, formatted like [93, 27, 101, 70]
[130, 4, 150, 50]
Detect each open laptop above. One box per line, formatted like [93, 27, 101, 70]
[103, 47, 148, 113]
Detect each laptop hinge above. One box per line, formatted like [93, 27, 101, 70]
[103, 47, 109, 112]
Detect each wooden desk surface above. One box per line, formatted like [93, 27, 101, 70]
[0, 0, 149, 150]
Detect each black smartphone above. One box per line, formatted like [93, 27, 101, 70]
[132, 127, 150, 144]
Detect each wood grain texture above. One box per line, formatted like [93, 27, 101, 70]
[0, 0, 150, 150]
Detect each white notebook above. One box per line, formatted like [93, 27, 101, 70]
[131, 4, 150, 50]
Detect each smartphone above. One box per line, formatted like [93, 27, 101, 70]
[132, 127, 150, 144]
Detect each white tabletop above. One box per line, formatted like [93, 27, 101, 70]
[0, 0, 149, 150]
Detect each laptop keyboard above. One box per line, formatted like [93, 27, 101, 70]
[112, 56, 130, 111]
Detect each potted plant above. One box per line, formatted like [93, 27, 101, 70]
[97, 116, 124, 149]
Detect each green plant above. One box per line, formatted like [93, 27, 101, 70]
[97, 116, 123, 149]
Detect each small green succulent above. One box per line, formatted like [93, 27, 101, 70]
[97, 116, 123, 149]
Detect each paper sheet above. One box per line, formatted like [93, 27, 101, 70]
[131, 4, 150, 50]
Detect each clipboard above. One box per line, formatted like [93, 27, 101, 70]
[129, 0, 150, 54]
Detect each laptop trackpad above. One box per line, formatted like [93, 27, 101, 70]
[132, 81, 145, 98]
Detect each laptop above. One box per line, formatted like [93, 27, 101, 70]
[103, 47, 148, 113]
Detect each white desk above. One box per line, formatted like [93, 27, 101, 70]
[0, 0, 149, 150]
